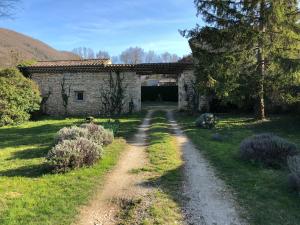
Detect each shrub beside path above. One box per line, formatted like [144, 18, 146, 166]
[75, 109, 246, 225]
[167, 110, 246, 225]
[75, 111, 153, 225]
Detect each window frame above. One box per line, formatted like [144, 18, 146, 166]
[74, 91, 84, 101]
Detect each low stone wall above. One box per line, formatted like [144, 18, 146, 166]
[32, 71, 141, 116]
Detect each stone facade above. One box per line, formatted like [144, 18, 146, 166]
[24, 60, 196, 116]
[32, 71, 141, 116]
[178, 70, 196, 111]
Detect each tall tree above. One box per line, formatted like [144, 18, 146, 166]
[120, 47, 145, 64]
[186, 0, 300, 119]
[161, 52, 181, 62]
[72, 47, 95, 59]
[145, 50, 160, 63]
[111, 56, 120, 64]
[96, 51, 110, 59]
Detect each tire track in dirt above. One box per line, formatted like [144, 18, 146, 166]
[75, 111, 153, 225]
[167, 110, 246, 225]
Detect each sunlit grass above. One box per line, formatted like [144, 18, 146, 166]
[0, 113, 144, 225]
[177, 113, 300, 225]
[118, 111, 184, 225]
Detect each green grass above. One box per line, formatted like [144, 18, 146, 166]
[177, 113, 300, 225]
[145, 111, 184, 225]
[0, 113, 144, 225]
[118, 111, 184, 225]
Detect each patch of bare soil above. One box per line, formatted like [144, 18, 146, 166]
[75, 111, 153, 225]
[167, 110, 246, 225]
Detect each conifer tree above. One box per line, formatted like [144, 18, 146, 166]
[186, 0, 300, 119]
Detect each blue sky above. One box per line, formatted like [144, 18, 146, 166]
[0, 0, 199, 57]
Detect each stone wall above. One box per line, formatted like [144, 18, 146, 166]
[178, 70, 196, 111]
[31, 71, 141, 116]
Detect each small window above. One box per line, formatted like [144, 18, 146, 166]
[75, 91, 84, 101]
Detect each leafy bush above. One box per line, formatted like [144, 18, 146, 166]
[104, 119, 120, 135]
[240, 133, 298, 167]
[80, 123, 114, 146]
[47, 138, 102, 172]
[85, 116, 95, 123]
[99, 129, 114, 145]
[195, 113, 217, 129]
[0, 68, 41, 126]
[287, 155, 300, 192]
[55, 126, 88, 143]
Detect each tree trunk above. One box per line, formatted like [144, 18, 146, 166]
[256, 0, 266, 120]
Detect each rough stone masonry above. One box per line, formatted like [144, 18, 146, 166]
[20, 59, 195, 116]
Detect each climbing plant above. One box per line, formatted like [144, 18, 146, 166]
[61, 76, 71, 115]
[40, 88, 52, 114]
[100, 71, 127, 115]
[184, 79, 199, 114]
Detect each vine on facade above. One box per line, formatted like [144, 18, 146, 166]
[61, 76, 71, 115]
[184, 79, 199, 114]
[41, 88, 52, 113]
[100, 71, 127, 116]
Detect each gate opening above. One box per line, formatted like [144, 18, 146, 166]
[141, 75, 178, 104]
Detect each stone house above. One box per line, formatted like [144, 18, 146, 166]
[20, 59, 195, 116]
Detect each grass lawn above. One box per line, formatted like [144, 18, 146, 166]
[0, 113, 144, 225]
[118, 111, 184, 225]
[177, 113, 300, 225]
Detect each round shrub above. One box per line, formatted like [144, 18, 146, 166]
[287, 155, 300, 191]
[80, 123, 105, 135]
[239, 133, 298, 168]
[0, 68, 41, 126]
[47, 138, 102, 172]
[195, 113, 217, 129]
[99, 129, 114, 145]
[80, 123, 114, 146]
[55, 126, 88, 143]
[105, 119, 120, 135]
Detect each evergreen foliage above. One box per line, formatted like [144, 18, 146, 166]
[184, 0, 300, 119]
[0, 68, 41, 126]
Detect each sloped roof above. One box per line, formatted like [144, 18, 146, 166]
[28, 59, 111, 67]
[19, 59, 193, 75]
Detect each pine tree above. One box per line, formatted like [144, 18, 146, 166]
[187, 0, 300, 119]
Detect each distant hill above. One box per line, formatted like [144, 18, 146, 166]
[0, 28, 80, 67]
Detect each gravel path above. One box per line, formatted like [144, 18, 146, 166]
[167, 110, 246, 225]
[75, 111, 153, 225]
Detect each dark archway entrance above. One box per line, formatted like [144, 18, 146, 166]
[135, 63, 194, 110]
[140, 73, 178, 105]
[141, 86, 178, 102]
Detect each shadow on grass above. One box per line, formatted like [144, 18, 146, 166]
[8, 147, 50, 160]
[0, 124, 71, 149]
[137, 112, 186, 213]
[0, 113, 146, 180]
[0, 163, 52, 178]
[140, 166, 184, 203]
[0, 117, 144, 150]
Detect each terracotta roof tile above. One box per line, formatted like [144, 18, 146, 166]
[19, 60, 193, 75]
[28, 59, 111, 67]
